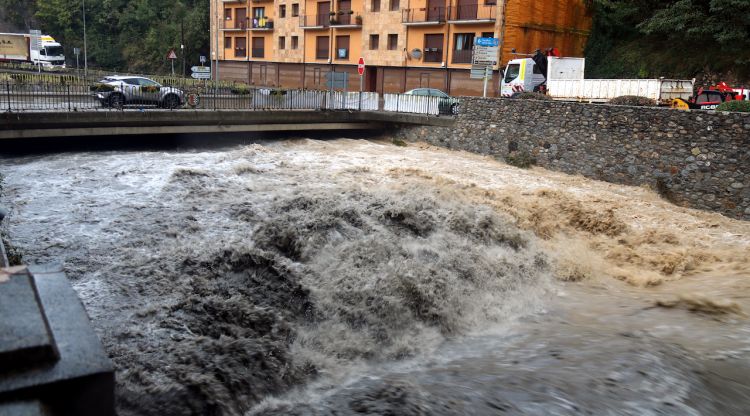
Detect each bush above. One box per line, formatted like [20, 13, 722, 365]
[505, 151, 536, 169]
[269, 88, 287, 96]
[90, 83, 115, 92]
[514, 92, 552, 101]
[716, 100, 750, 113]
[609, 95, 656, 107]
[230, 84, 251, 95]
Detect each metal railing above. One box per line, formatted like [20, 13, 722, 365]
[223, 19, 249, 30]
[300, 14, 331, 28]
[0, 71, 459, 116]
[451, 49, 472, 64]
[251, 19, 274, 29]
[447, 4, 496, 21]
[402, 7, 446, 24]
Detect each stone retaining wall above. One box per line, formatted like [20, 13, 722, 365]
[395, 97, 750, 220]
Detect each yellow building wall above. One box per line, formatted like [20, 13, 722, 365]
[405, 26, 447, 68]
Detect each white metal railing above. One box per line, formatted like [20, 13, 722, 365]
[383, 94, 441, 115]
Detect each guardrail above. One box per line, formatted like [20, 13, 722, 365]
[0, 72, 458, 116]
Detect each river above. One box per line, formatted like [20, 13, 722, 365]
[1, 137, 749, 415]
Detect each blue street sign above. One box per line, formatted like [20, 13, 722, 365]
[475, 37, 499, 47]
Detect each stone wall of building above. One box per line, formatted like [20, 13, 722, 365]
[395, 97, 750, 220]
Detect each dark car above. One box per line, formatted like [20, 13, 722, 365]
[403, 88, 460, 115]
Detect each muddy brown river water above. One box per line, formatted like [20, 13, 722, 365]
[1, 138, 749, 415]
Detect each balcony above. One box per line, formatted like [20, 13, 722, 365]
[223, 19, 249, 30]
[251, 48, 264, 58]
[451, 49, 472, 63]
[315, 48, 329, 60]
[235, 48, 247, 58]
[423, 48, 443, 63]
[447, 4, 496, 23]
[402, 7, 446, 25]
[300, 14, 331, 29]
[222, 0, 246, 2]
[330, 11, 363, 27]
[250, 19, 274, 30]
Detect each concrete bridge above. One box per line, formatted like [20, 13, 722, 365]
[0, 110, 454, 140]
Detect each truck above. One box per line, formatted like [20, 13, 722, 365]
[0, 32, 66, 68]
[500, 50, 694, 104]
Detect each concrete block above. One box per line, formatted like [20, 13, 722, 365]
[0, 265, 114, 416]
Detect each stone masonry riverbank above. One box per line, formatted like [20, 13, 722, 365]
[395, 97, 750, 220]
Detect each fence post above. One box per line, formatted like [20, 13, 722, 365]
[67, 84, 71, 112]
[5, 81, 10, 112]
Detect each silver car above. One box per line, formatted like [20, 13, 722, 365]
[92, 76, 184, 109]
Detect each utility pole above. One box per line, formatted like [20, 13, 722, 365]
[215, 4, 221, 82]
[181, 19, 186, 77]
[82, 0, 88, 78]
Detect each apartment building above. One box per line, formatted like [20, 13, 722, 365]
[211, 0, 591, 96]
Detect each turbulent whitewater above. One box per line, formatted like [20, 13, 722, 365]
[1, 138, 749, 415]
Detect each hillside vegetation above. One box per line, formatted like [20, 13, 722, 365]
[585, 0, 750, 84]
[1, 0, 209, 75]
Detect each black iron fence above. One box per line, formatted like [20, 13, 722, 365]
[0, 69, 459, 115]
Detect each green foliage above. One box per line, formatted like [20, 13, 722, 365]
[15, 0, 210, 75]
[609, 95, 656, 106]
[391, 138, 407, 147]
[90, 83, 116, 92]
[585, 0, 750, 82]
[231, 84, 251, 95]
[716, 100, 750, 112]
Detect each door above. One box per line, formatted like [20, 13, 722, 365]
[427, 0, 444, 21]
[338, 0, 351, 24]
[456, 0, 476, 20]
[317, 2, 331, 26]
[365, 67, 377, 92]
[236, 8, 247, 29]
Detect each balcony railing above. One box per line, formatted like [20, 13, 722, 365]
[315, 49, 329, 60]
[251, 19, 274, 29]
[451, 49, 472, 63]
[300, 14, 331, 28]
[235, 48, 247, 58]
[448, 4, 496, 22]
[402, 7, 446, 24]
[423, 48, 443, 63]
[329, 11, 362, 26]
[223, 19, 249, 30]
[251, 48, 264, 58]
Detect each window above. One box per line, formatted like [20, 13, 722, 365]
[504, 63, 520, 82]
[224, 36, 232, 49]
[336, 35, 349, 59]
[279, 5, 286, 17]
[452, 33, 473, 63]
[236, 37, 247, 57]
[484, 0, 496, 4]
[253, 7, 265, 18]
[291, 36, 299, 49]
[279, 36, 286, 49]
[423, 34, 444, 62]
[137, 78, 160, 87]
[389, 0, 399, 11]
[224, 8, 232, 20]
[387, 34, 398, 50]
[292, 3, 299, 16]
[371, 0, 380, 11]
[251, 37, 263, 58]
[316, 36, 329, 59]
[369, 34, 379, 50]
[481, 32, 494, 38]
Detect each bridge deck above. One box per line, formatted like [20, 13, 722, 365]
[0, 110, 454, 140]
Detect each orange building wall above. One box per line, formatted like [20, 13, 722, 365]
[500, 0, 591, 64]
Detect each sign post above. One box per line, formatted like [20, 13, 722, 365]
[73, 47, 81, 76]
[358, 57, 365, 110]
[471, 37, 499, 98]
[30, 30, 42, 73]
[167, 49, 178, 75]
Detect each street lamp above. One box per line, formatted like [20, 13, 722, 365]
[82, 0, 88, 78]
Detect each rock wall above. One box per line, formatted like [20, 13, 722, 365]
[395, 97, 750, 220]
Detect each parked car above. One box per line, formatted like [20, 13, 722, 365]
[403, 88, 459, 115]
[92, 76, 185, 109]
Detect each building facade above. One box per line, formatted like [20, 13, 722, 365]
[210, 0, 592, 96]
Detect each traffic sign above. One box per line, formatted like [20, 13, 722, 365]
[476, 37, 499, 47]
[167, 49, 178, 60]
[200, 55, 207, 64]
[29, 29, 42, 52]
[191, 72, 210, 79]
[357, 57, 365, 76]
[191, 66, 211, 73]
